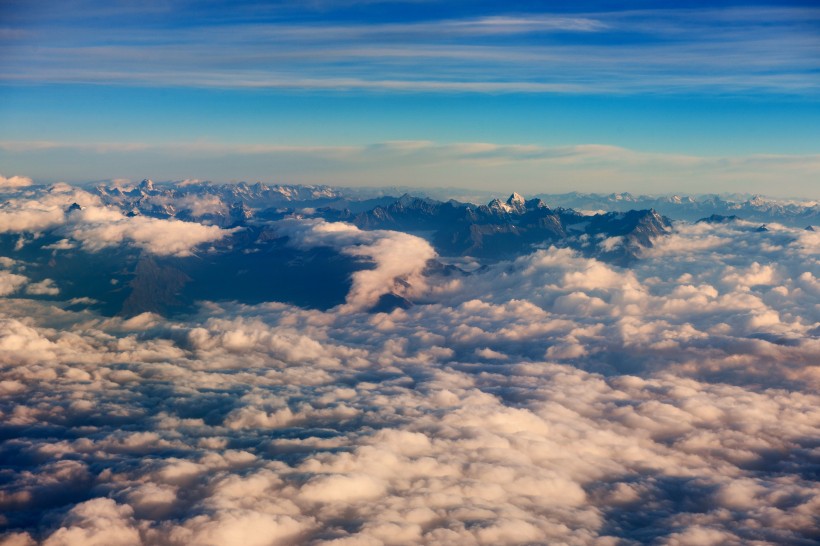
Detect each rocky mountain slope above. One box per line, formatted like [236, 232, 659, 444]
[318, 192, 672, 264]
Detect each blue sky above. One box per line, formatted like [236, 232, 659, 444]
[1, 0, 819, 196]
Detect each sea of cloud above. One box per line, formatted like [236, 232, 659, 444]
[0, 184, 818, 545]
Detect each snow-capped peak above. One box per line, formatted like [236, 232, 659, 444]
[507, 192, 525, 206]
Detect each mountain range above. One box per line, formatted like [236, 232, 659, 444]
[93, 181, 818, 228]
[0, 181, 685, 317]
[14, 180, 811, 317]
[531, 191, 819, 227]
[90, 181, 678, 265]
[314, 192, 671, 264]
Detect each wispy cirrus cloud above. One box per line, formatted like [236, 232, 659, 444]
[2, 4, 818, 95]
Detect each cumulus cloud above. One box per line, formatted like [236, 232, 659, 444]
[0, 204, 818, 545]
[0, 202, 66, 235]
[64, 206, 236, 257]
[276, 219, 437, 311]
[0, 184, 99, 235]
[0, 186, 235, 256]
[174, 194, 229, 218]
[24, 280, 59, 296]
[0, 175, 33, 188]
[41, 499, 140, 546]
[0, 272, 29, 296]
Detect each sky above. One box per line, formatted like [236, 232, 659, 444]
[1, 5, 820, 541]
[1, 0, 819, 196]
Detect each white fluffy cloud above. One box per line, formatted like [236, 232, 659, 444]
[276, 219, 437, 311]
[0, 210, 818, 545]
[0, 201, 66, 234]
[65, 206, 235, 257]
[25, 280, 59, 296]
[0, 184, 98, 234]
[0, 272, 29, 296]
[41, 499, 140, 546]
[0, 175, 33, 188]
[0, 185, 235, 256]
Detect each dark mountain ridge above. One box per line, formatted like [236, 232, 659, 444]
[91, 181, 818, 229]
[92, 182, 673, 264]
[317, 192, 673, 264]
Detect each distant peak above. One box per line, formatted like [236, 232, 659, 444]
[395, 193, 422, 208]
[139, 179, 154, 191]
[506, 192, 525, 205]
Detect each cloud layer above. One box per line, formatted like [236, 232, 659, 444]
[3, 141, 820, 197]
[3, 3, 819, 94]
[0, 194, 818, 544]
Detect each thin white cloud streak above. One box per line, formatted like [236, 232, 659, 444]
[3, 54, 816, 96]
[0, 140, 361, 156]
[4, 139, 820, 166]
[1, 70, 591, 93]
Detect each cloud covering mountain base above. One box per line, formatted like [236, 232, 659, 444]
[0, 185, 819, 545]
